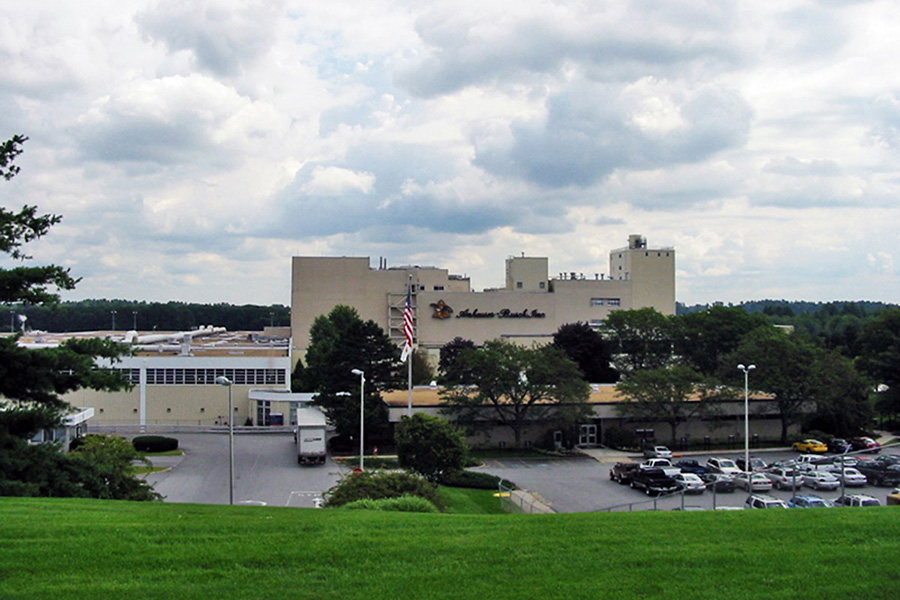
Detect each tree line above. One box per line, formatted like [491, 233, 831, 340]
[2, 299, 290, 333]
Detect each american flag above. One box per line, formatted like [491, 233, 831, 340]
[400, 285, 414, 362]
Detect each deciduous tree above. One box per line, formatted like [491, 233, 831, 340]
[551, 322, 618, 383]
[602, 308, 675, 373]
[440, 340, 591, 447]
[616, 366, 717, 446]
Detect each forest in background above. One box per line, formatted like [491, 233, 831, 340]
[1, 299, 290, 333]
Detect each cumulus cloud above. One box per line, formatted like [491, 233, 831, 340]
[303, 166, 376, 196]
[136, 0, 282, 76]
[73, 74, 282, 169]
[474, 78, 752, 188]
[763, 156, 841, 176]
[2, 0, 900, 305]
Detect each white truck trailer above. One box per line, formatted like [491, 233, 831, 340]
[294, 407, 327, 465]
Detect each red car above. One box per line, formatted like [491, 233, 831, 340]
[849, 437, 881, 454]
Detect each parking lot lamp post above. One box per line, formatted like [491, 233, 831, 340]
[737, 364, 756, 486]
[351, 369, 365, 470]
[215, 375, 234, 505]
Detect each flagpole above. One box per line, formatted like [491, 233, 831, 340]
[407, 343, 413, 416]
[407, 275, 414, 417]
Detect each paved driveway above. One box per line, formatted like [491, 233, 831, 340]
[143, 432, 347, 507]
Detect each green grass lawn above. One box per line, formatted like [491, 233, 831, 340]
[1, 497, 898, 600]
[438, 486, 507, 514]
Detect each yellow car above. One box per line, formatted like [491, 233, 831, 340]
[792, 439, 828, 453]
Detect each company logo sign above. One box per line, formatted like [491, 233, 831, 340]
[431, 300, 545, 320]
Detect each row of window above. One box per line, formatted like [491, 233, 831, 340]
[119, 368, 286, 386]
[590, 297, 621, 306]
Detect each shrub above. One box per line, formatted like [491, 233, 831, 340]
[396, 413, 468, 482]
[324, 470, 443, 509]
[438, 470, 515, 490]
[132, 436, 178, 453]
[341, 495, 439, 513]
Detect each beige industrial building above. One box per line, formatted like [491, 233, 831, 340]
[291, 234, 675, 363]
[383, 386, 798, 449]
[49, 328, 304, 429]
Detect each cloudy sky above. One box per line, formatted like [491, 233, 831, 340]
[1, 0, 899, 307]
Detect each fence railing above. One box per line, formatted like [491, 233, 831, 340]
[497, 481, 554, 514]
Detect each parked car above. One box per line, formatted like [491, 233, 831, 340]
[765, 466, 803, 490]
[706, 457, 742, 476]
[672, 472, 706, 494]
[745, 494, 788, 509]
[849, 437, 881, 453]
[827, 438, 853, 454]
[824, 466, 868, 487]
[788, 494, 834, 508]
[887, 488, 900, 506]
[609, 462, 640, 484]
[735, 472, 774, 492]
[802, 470, 841, 491]
[674, 459, 709, 476]
[640, 458, 681, 477]
[643, 445, 673, 459]
[795, 454, 829, 469]
[700, 473, 736, 493]
[834, 494, 881, 507]
[736, 456, 767, 472]
[792, 439, 828, 453]
[630, 468, 681, 496]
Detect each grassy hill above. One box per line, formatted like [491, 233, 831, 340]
[2, 497, 899, 599]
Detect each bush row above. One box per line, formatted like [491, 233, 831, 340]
[341, 495, 438, 513]
[324, 470, 444, 509]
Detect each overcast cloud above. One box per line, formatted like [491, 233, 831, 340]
[1, 0, 899, 307]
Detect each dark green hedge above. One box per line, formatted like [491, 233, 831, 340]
[438, 470, 515, 490]
[132, 436, 178, 453]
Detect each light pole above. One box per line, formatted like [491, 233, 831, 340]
[132, 310, 138, 330]
[737, 364, 756, 486]
[351, 369, 365, 470]
[215, 375, 235, 505]
[110, 310, 117, 331]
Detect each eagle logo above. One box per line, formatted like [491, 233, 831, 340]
[430, 300, 453, 319]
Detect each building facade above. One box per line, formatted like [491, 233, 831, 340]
[49, 328, 298, 429]
[291, 234, 675, 363]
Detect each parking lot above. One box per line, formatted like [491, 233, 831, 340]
[144, 432, 346, 507]
[473, 449, 900, 513]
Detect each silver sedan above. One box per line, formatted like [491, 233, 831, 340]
[802, 470, 841, 491]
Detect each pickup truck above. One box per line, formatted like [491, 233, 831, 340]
[609, 462, 640, 484]
[640, 458, 681, 477]
[629, 468, 680, 496]
[854, 458, 900, 487]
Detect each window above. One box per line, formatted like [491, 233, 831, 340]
[591, 298, 620, 307]
[141, 367, 286, 386]
[539, 282, 545, 289]
[433, 285, 444, 291]
[516, 281, 523, 289]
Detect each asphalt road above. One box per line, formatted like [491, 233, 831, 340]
[473, 450, 900, 513]
[144, 433, 347, 507]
